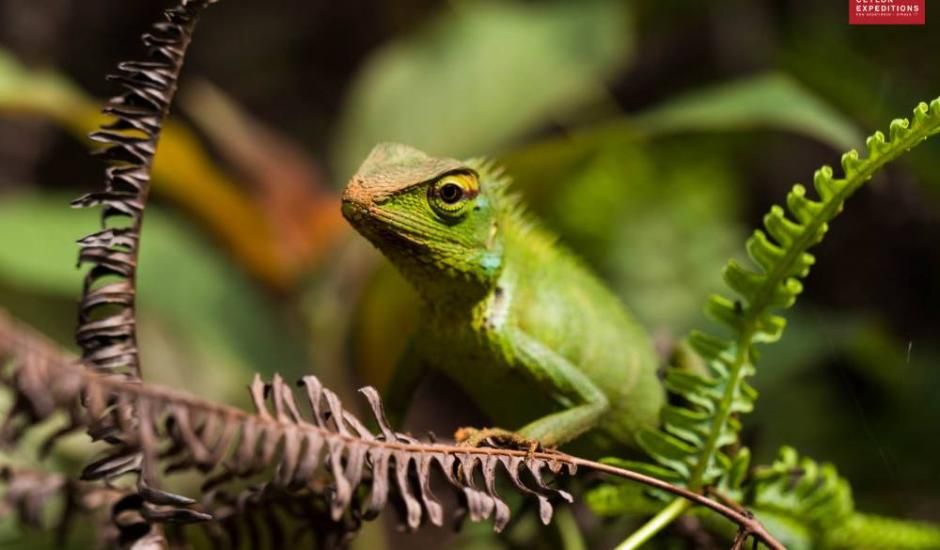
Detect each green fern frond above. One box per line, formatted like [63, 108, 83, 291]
[823, 513, 940, 550]
[591, 445, 940, 548]
[751, 447, 940, 550]
[750, 446, 853, 530]
[634, 97, 940, 491]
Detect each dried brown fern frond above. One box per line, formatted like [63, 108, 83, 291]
[0, 309, 784, 549]
[0, 310, 573, 540]
[73, 0, 217, 381]
[67, 1, 219, 541]
[199, 482, 364, 548]
[0, 462, 180, 548]
[0, 464, 136, 547]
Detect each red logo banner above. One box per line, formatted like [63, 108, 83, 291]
[849, 0, 926, 25]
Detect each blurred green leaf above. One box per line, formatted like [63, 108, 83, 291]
[0, 49, 87, 124]
[605, 144, 744, 333]
[0, 194, 86, 296]
[505, 136, 744, 334]
[632, 73, 863, 151]
[0, 195, 307, 399]
[780, 32, 940, 197]
[496, 71, 871, 331]
[136, 206, 308, 392]
[333, 0, 634, 175]
[500, 70, 864, 200]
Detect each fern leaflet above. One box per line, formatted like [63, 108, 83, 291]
[750, 447, 940, 550]
[633, 97, 940, 492]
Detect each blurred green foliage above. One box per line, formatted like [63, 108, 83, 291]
[333, 0, 633, 175]
[630, 73, 862, 150]
[0, 195, 306, 401]
[0, 0, 938, 548]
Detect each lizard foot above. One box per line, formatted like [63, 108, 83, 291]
[454, 426, 542, 455]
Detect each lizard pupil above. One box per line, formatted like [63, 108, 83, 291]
[439, 183, 464, 204]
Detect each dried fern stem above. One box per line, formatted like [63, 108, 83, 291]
[65, 2, 220, 544]
[0, 309, 783, 549]
[73, 0, 216, 381]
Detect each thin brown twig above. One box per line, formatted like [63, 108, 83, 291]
[708, 486, 751, 516]
[575, 459, 783, 550]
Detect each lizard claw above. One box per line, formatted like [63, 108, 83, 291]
[454, 426, 543, 456]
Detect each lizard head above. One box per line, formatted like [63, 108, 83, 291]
[342, 143, 504, 295]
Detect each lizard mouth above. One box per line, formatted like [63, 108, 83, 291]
[340, 198, 364, 222]
[341, 174, 383, 226]
[340, 195, 392, 247]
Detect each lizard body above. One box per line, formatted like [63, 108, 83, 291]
[341, 143, 664, 449]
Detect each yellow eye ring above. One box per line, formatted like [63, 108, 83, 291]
[428, 172, 478, 219]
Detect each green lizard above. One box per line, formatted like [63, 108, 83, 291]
[341, 143, 664, 450]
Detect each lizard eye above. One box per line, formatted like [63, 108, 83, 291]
[429, 172, 478, 220]
[439, 183, 464, 204]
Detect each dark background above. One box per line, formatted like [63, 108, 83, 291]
[0, 0, 938, 547]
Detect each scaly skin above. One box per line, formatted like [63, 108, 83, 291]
[341, 143, 664, 449]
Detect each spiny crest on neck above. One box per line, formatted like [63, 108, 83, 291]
[463, 156, 536, 238]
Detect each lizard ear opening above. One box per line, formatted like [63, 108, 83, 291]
[427, 171, 479, 221]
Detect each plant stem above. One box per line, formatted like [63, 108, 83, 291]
[555, 506, 587, 550]
[616, 498, 691, 550]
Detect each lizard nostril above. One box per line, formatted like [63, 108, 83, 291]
[341, 177, 371, 220]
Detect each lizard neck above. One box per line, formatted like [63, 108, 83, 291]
[404, 227, 511, 316]
[398, 250, 499, 314]
[399, 200, 511, 314]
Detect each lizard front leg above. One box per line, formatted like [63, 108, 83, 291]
[493, 326, 610, 448]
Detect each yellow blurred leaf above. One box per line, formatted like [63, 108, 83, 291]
[0, 49, 346, 290]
